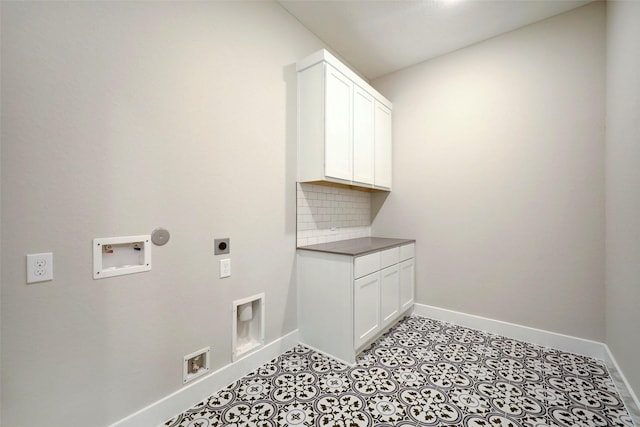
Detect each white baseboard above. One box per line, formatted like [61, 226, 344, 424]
[605, 346, 640, 425]
[108, 329, 300, 427]
[413, 303, 640, 423]
[413, 303, 608, 358]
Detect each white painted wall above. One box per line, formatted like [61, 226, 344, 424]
[0, 2, 323, 426]
[372, 2, 606, 341]
[605, 0, 640, 400]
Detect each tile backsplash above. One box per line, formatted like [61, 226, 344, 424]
[297, 183, 371, 247]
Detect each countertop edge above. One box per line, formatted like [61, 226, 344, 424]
[297, 237, 415, 257]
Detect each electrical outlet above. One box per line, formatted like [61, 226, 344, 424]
[220, 258, 231, 278]
[27, 252, 53, 283]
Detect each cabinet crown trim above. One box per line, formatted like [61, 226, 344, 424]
[296, 49, 392, 109]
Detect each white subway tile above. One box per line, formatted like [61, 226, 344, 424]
[297, 185, 373, 245]
[298, 206, 310, 215]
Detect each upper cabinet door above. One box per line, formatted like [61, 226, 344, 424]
[374, 102, 392, 190]
[352, 85, 375, 186]
[324, 65, 353, 182]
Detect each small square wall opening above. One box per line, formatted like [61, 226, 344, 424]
[232, 293, 265, 361]
[183, 347, 210, 384]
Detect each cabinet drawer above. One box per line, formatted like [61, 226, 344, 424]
[399, 243, 415, 261]
[380, 247, 399, 269]
[354, 252, 381, 279]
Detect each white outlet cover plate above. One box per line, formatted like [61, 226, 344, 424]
[220, 258, 231, 278]
[26, 252, 53, 283]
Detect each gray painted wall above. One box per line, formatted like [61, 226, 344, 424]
[605, 0, 640, 401]
[371, 3, 606, 341]
[0, 2, 323, 425]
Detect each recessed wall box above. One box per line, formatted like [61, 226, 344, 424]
[93, 235, 151, 279]
[215, 238, 230, 255]
[232, 293, 265, 361]
[183, 347, 210, 384]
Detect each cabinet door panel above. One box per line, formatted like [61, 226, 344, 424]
[380, 265, 400, 328]
[324, 65, 352, 182]
[374, 102, 392, 189]
[354, 272, 380, 349]
[399, 258, 415, 311]
[353, 86, 375, 185]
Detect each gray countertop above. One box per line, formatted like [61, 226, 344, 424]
[297, 237, 415, 256]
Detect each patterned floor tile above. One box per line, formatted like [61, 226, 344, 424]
[162, 315, 635, 427]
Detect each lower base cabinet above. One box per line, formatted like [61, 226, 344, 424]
[298, 242, 415, 365]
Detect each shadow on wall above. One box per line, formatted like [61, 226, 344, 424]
[371, 191, 390, 221]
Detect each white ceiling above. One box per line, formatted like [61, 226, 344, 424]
[278, 0, 593, 80]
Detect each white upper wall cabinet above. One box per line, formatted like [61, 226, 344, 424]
[297, 49, 393, 191]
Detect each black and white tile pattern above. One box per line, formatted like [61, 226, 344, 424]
[163, 316, 635, 427]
